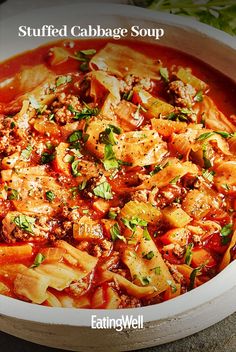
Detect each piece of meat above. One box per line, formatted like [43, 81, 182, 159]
[168, 80, 196, 108]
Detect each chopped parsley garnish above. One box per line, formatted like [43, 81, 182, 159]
[197, 131, 234, 141]
[185, 243, 193, 265]
[150, 162, 169, 176]
[8, 189, 19, 200]
[123, 90, 133, 101]
[151, 266, 161, 275]
[99, 124, 122, 146]
[142, 251, 154, 260]
[122, 217, 148, 232]
[166, 111, 188, 122]
[215, 131, 233, 139]
[159, 67, 169, 82]
[64, 154, 75, 164]
[196, 132, 215, 141]
[103, 144, 119, 170]
[79, 49, 97, 56]
[20, 145, 33, 161]
[143, 228, 151, 241]
[189, 265, 204, 290]
[220, 223, 233, 245]
[12, 214, 35, 234]
[78, 180, 87, 191]
[110, 223, 126, 242]
[169, 175, 180, 185]
[93, 181, 113, 200]
[140, 276, 151, 286]
[194, 90, 203, 102]
[108, 211, 117, 220]
[67, 130, 83, 143]
[68, 103, 99, 120]
[71, 160, 81, 177]
[30, 253, 45, 268]
[202, 169, 215, 182]
[222, 184, 230, 191]
[56, 75, 72, 87]
[167, 280, 177, 293]
[75, 48, 96, 72]
[40, 152, 55, 164]
[10, 121, 15, 129]
[202, 143, 212, 169]
[46, 190, 55, 202]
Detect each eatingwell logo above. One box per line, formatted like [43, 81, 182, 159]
[91, 315, 144, 332]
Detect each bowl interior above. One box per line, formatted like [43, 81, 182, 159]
[0, 2, 235, 326]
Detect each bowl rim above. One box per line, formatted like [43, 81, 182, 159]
[0, 2, 236, 327]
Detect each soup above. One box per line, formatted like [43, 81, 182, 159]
[0, 39, 235, 309]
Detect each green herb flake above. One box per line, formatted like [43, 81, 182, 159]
[167, 280, 177, 293]
[169, 175, 180, 185]
[160, 67, 169, 82]
[30, 253, 45, 268]
[122, 217, 148, 231]
[93, 181, 113, 200]
[140, 276, 151, 286]
[142, 251, 155, 260]
[67, 130, 83, 143]
[56, 75, 72, 87]
[143, 228, 151, 241]
[12, 214, 35, 234]
[40, 152, 55, 164]
[63, 154, 75, 164]
[78, 180, 87, 191]
[103, 144, 119, 171]
[221, 224, 233, 237]
[215, 131, 232, 139]
[8, 189, 19, 200]
[46, 190, 55, 202]
[108, 211, 117, 220]
[202, 143, 212, 169]
[79, 49, 97, 56]
[20, 145, 33, 161]
[68, 103, 99, 120]
[185, 243, 193, 265]
[110, 223, 126, 242]
[196, 132, 215, 141]
[202, 169, 215, 182]
[151, 266, 161, 275]
[194, 90, 203, 102]
[71, 160, 81, 177]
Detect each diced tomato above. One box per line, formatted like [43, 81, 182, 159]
[191, 248, 216, 268]
[163, 283, 181, 301]
[205, 209, 231, 226]
[160, 228, 189, 246]
[205, 232, 229, 254]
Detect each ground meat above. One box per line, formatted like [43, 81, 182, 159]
[67, 275, 90, 297]
[131, 189, 149, 203]
[120, 74, 152, 94]
[119, 294, 141, 308]
[51, 221, 72, 240]
[168, 80, 196, 108]
[76, 239, 112, 258]
[166, 262, 184, 283]
[101, 252, 120, 270]
[91, 239, 112, 258]
[154, 185, 186, 208]
[51, 93, 82, 125]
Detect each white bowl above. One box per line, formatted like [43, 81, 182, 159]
[0, 3, 236, 351]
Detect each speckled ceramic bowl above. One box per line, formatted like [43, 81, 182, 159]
[0, 3, 236, 351]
